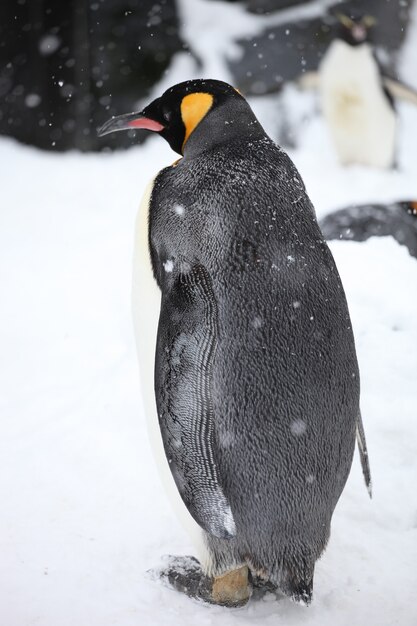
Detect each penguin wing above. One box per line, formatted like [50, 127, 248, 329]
[356, 411, 372, 498]
[155, 263, 236, 539]
[383, 77, 417, 107]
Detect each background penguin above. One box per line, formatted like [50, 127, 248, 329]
[320, 200, 417, 258]
[300, 12, 417, 168]
[98, 79, 371, 607]
[320, 11, 396, 168]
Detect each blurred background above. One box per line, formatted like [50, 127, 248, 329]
[0, 0, 414, 151]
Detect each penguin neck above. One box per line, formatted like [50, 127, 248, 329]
[337, 33, 370, 49]
[182, 100, 267, 159]
[327, 39, 374, 65]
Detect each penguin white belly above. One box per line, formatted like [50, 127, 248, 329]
[319, 40, 396, 168]
[132, 177, 211, 569]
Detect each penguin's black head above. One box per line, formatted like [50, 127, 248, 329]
[335, 11, 376, 46]
[98, 79, 263, 156]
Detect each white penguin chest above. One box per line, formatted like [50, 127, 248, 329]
[319, 40, 396, 167]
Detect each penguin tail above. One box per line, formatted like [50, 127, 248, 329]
[356, 411, 372, 498]
[278, 569, 313, 606]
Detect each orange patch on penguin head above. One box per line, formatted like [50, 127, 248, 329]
[180, 92, 214, 150]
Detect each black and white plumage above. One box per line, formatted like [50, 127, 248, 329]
[299, 13, 417, 168]
[156, 261, 236, 539]
[99, 79, 371, 606]
[320, 39, 396, 167]
[320, 13, 396, 168]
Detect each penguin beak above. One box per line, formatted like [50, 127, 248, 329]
[351, 23, 367, 41]
[97, 111, 164, 137]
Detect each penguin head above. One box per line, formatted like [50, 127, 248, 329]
[98, 79, 264, 156]
[335, 11, 376, 46]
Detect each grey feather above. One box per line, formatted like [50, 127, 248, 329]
[155, 264, 236, 539]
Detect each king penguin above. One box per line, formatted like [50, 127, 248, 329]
[98, 79, 371, 607]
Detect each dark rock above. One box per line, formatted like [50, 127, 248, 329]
[230, 0, 414, 95]
[0, 0, 184, 151]
[319, 201, 417, 258]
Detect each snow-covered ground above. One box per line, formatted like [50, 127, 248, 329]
[2, 4, 417, 625]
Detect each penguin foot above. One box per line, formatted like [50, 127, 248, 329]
[154, 555, 206, 599]
[245, 569, 311, 605]
[153, 555, 251, 607]
[212, 565, 251, 607]
[249, 571, 279, 601]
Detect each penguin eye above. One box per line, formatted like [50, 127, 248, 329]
[362, 14, 376, 27]
[162, 109, 172, 124]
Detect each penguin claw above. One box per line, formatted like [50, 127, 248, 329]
[249, 571, 279, 601]
[151, 555, 251, 608]
[150, 554, 213, 604]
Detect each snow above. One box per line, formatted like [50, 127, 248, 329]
[252, 316, 263, 329]
[177, 0, 342, 81]
[174, 203, 185, 216]
[38, 34, 61, 56]
[1, 3, 417, 625]
[163, 259, 174, 273]
[24, 94, 42, 108]
[290, 419, 307, 437]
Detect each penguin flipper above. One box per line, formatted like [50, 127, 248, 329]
[383, 77, 417, 107]
[356, 411, 372, 498]
[155, 264, 236, 540]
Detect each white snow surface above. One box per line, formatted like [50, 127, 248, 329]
[2, 6, 417, 624]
